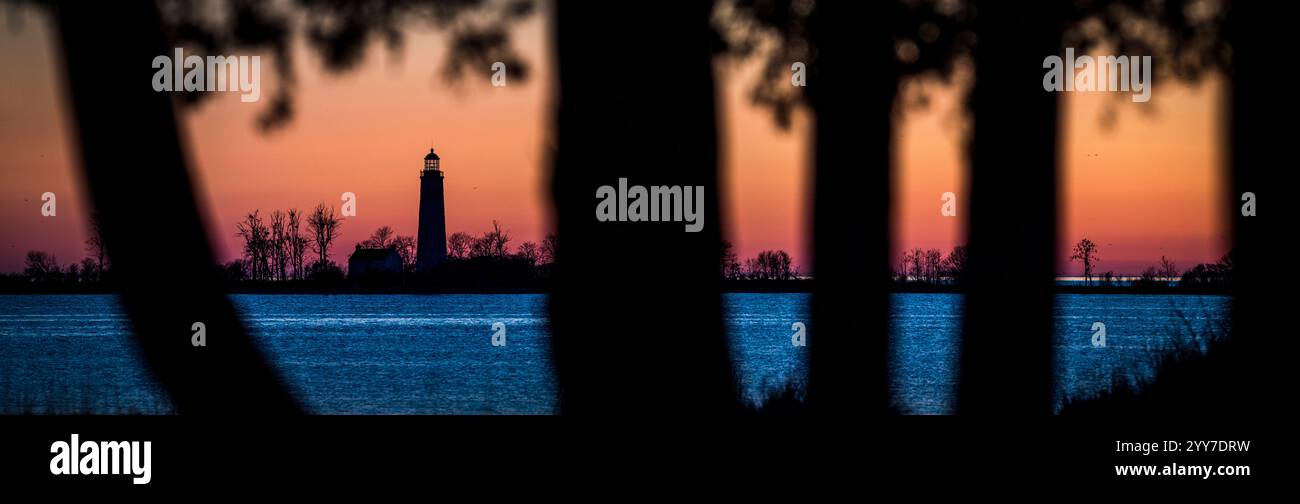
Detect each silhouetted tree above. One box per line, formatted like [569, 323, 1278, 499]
[1158, 255, 1179, 285]
[78, 257, 99, 283]
[236, 210, 271, 281]
[1134, 265, 1161, 288]
[269, 210, 288, 281]
[286, 208, 307, 280]
[923, 248, 943, 284]
[744, 250, 795, 280]
[484, 221, 511, 259]
[1070, 238, 1100, 286]
[718, 0, 974, 414]
[23, 250, 58, 281]
[392, 235, 417, 272]
[897, 249, 915, 282]
[46, 0, 300, 413]
[943, 245, 967, 284]
[221, 259, 247, 283]
[548, 0, 736, 415]
[958, 1, 1063, 416]
[1180, 251, 1233, 289]
[468, 221, 511, 260]
[447, 232, 474, 260]
[1210, 0, 1287, 416]
[538, 232, 559, 266]
[65, 261, 80, 283]
[84, 213, 107, 275]
[516, 241, 540, 268]
[539, 233, 558, 266]
[720, 240, 742, 280]
[308, 203, 342, 267]
[907, 247, 925, 282]
[363, 225, 395, 249]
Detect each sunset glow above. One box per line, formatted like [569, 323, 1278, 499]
[0, 15, 1228, 277]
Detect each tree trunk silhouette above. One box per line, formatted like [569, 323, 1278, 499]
[547, 1, 737, 414]
[51, 1, 299, 414]
[1224, 1, 1287, 414]
[805, 3, 896, 414]
[958, 1, 1063, 415]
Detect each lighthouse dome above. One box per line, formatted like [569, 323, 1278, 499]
[424, 148, 440, 161]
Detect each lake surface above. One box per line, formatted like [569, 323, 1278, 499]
[0, 293, 1228, 414]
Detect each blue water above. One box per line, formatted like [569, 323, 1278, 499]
[0, 293, 1228, 414]
[890, 293, 1228, 413]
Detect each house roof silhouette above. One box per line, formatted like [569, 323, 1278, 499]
[349, 246, 397, 262]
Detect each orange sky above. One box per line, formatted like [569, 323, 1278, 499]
[182, 20, 552, 268]
[1059, 67, 1228, 276]
[891, 59, 1227, 276]
[718, 58, 811, 273]
[0, 9, 1227, 277]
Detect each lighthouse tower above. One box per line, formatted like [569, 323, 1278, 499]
[416, 148, 448, 271]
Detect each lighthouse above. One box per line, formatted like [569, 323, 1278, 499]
[416, 148, 448, 271]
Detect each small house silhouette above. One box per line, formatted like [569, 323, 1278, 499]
[347, 244, 402, 278]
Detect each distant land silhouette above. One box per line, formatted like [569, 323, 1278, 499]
[1, 233, 1235, 295]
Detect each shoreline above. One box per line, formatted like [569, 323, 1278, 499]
[0, 281, 1232, 296]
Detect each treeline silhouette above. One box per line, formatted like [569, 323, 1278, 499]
[229, 205, 323, 282]
[7, 231, 1233, 294]
[0, 216, 112, 292]
[893, 246, 967, 285]
[224, 204, 557, 289]
[720, 241, 798, 280]
[1066, 237, 1235, 291]
[874, 240, 1236, 293]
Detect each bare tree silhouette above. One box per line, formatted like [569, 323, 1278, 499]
[236, 210, 271, 281]
[363, 226, 396, 249]
[23, 251, 59, 280]
[515, 241, 540, 268]
[269, 210, 289, 281]
[1158, 255, 1178, 284]
[1070, 238, 1100, 286]
[943, 245, 967, 284]
[720, 240, 742, 280]
[308, 203, 342, 267]
[391, 235, 418, 272]
[447, 231, 474, 260]
[287, 208, 307, 280]
[84, 214, 108, 276]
